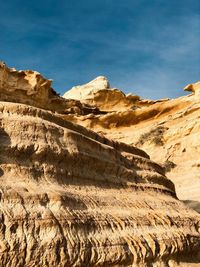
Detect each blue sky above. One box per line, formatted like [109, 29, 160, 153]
[0, 0, 199, 99]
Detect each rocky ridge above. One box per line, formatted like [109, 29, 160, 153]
[63, 76, 200, 213]
[0, 62, 101, 115]
[63, 76, 166, 112]
[0, 63, 200, 266]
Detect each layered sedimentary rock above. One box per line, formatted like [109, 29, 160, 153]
[184, 80, 200, 95]
[63, 76, 143, 112]
[0, 63, 200, 266]
[63, 78, 200, 213]
[0, 62, 100, 115]
[0, 101, 200, 266]
[63, 76, 169, 113]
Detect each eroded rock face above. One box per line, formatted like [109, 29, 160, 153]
[184, 80, 200, 95]
[0, 63, 200, 266]
[0, 62, 101, 115]
[63, 76, 143, 112]
[63, 78, 200, 214]
[0, 102, 200, 266]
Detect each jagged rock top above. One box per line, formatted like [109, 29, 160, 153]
[64, 76, 200, 215]
[0, 62, 200, 266]
[63, 76, 110, 100]
[63, 76, 172, 112]
[0, 61, 53, 95]
[184, 80, 200, 95]
[63, 76, 143, 112]
[0, 62, 101, 115]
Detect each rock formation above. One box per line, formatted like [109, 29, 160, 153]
[184, 80, 200, 95]
[63, 78, 200, 214]
[63, 76, 170, 113]
[0, 62, 101, 115]
[63, 76, 143, 112]
[0, 63, 200, 266]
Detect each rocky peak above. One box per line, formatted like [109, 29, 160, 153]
[63, 76, 143, 112]
[86, 75, 110, 89]
[63, 76, 110, 101]
[0, 62, 102, 115]
[184, 80, 200, 95]
[64, 77, 200, 215]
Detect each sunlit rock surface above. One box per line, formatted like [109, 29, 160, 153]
[0, 62, 100, 115]
[0, 63, 200, 266]
[63, 76, 143, 112]
[63, 78, 200, 214]
[184, 80, 200, 95]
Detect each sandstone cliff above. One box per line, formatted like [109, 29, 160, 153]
[0, 64, 200, 266]
[63, 77, 200, 214]
[0, 62, 101, 115]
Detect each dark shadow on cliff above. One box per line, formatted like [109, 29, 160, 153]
[183, 200, 200, 213]
[0, 127, 11, 177]
[0, 124, 174, 198]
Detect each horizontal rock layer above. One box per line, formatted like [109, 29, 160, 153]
[63, 78, 200, 213]
[0, 102, 200, 266]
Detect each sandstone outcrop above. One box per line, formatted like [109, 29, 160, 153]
[63, 76, 144, 112]
[0, 63, 200, 266]
[1, 101, 200, 266]
[184, 80, 200, 93]
[63, 76, 170, 114]
[63, 78, 200, 214]
[0, 62, 100, 115]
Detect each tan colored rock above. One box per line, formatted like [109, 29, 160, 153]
[0, 101, 200, 266]
[63, 76, 110, 100]
[63, 76, 143, 112]
[184, 80, 200, 95]
[0, 63, 200, 266]
[64, 79, 200, 214]
[0, 62, 101, 115]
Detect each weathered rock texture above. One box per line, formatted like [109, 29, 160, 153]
[0, 64, 200, 266]
[63, 78, 200, 214]
[1, 101, 200, 266]
[63, 76, 144, 112]
[184, 80, 200, 95]
[0, 62, 101, 115]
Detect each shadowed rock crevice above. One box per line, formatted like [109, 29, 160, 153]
[183, 200, 200, 213]
[0, 127, 11, 177]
